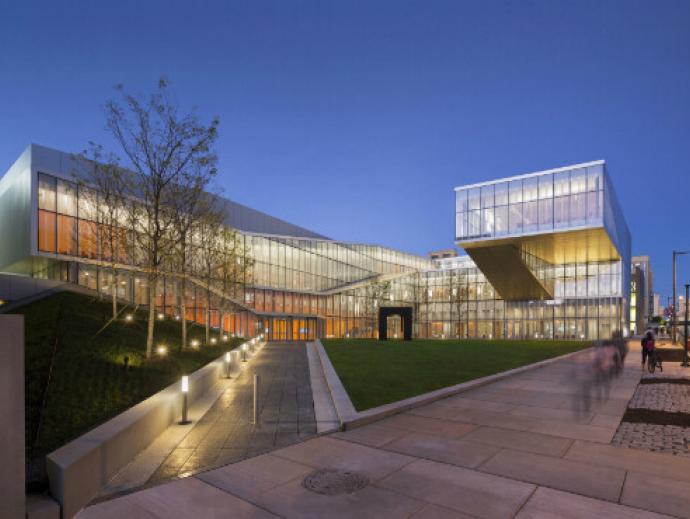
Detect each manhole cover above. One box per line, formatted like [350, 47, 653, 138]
[302, 469, 369, 495]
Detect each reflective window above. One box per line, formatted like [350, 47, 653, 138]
[456, 190, 467, 213]
[587, 165, 602, 191]
[554, 171, 570, 197]
[481, 185, 494, 208]
[554, 197, 569, 227]
[509, 203, 522, 232]
[468, 210, 481, 237]
[523, 201, 538, 232]
[538, 173, 553, 199]
[495, 205, 508, 236]
[57, 179, 77, 216]
[38, 173, 56, 211]
[538, 199, 553, 229]
[467, 188, 481, 211]
[570, 168, 587, 194]
[481, 208, 494, 236]
[494, 182, 508, 206]
[455, 212, 466, 239]
[570, 193, 587, 225]
[523, 177, 538, 202]
[509, 179, 522, 204]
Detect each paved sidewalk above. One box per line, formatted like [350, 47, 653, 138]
[81, 343, 690, 518]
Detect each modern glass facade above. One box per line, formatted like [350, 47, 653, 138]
[0, 146, 631, 341]
[455, 163, 604, 242]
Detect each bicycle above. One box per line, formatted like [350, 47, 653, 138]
[647, 349, 663, 373]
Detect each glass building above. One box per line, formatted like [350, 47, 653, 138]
[0, 146, 631, 340]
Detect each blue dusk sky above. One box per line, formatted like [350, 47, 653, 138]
[1, 0, 689, 301]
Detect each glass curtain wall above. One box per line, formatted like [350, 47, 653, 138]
[35, 170, 626, 341]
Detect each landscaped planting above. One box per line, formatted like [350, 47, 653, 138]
[14, 291, 243, 481]
[323, 338, 591, 411]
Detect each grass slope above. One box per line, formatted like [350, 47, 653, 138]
[13, 291, 242, 468]
[323, 338, 591, 411]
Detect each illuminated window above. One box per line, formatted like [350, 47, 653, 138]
[38, 210, 56, 252]
[57, 215, 77, 255]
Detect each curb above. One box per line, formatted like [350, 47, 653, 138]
[316, 342, 594, 431]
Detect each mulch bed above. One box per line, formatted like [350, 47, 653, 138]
[623, 408, 690, 427]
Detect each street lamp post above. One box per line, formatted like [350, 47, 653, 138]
[672, 251, 688, 344]
[681, 283, 690, 368]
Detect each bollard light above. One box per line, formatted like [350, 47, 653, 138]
[222, 335, 228, 342]
[190, 339, 199, 349]
[242, 343, 248, 362]
[157, 312, 165, 320]
[175, 315, 181, 321]
[125, 314, 133, 322]
[252, 374, 260, 425]
[210, 337, 217, 345]
[157, 345, 168, 356]
[224, 351, 231, 378]
[180, 375, 190, 424]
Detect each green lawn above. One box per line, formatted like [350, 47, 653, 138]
[12, 291, 243, 473]
[322, 338, 591, 411]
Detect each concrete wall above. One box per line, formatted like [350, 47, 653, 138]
[0, 273, 66, 305]
[46, 339, 264, 519]
[0, 315, 25, 519]
[0, 147, 32, 274]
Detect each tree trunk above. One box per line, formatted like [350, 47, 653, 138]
[205, 288, 211, 344]
[218, 310, 224, 340]
[179, 277, 187, 351]
[146, 276, 156, 358]
[111, 268, 118, 319]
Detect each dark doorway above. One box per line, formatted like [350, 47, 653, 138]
[378, 307, 413, 340]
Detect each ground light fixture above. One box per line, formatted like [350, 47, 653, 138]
[157, 313, 165, 320]
[210, 337, 217, 345]
[125, 314, 133, 322]
[242, 343, 248, 362]
[157, 345, 168, 356]
[222, 335, 228, 342]
[180, 375, 190, 424]
[224, 351, 231, 378]
[190, 339, 199, 349]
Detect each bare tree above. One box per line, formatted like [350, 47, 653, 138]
[105, 79, 219, 358]
[74, 144, 129, 319]
[169, 176, 214, 351]
[364, 279, 390, 338]
[194, 203, 225, 344]
[216, 226, 253, 341]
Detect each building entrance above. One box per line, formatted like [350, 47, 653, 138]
[262, 316, 323, 342]
[378, 307, 413, 340]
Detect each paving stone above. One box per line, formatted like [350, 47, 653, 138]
[383, 432, 500, 469]
[516, 486, 671, 519]
[145, 342, 317, 485]
[480, 448, 626, 502]
[378, 458, 535, 519]
[622, 471, 690, 518]
[462, 426, 573, 457]
[273, 436, 415, 482]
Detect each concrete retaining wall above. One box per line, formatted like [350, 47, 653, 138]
[0, 315, 25, 519]
[46, 338, 263, 519]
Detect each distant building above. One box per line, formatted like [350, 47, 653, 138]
[653, 293, 661, 317]
[630, 255, 654, 334]
[428, 248, 458, 261]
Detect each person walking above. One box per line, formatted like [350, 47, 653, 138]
[641, 330, 655, 370]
